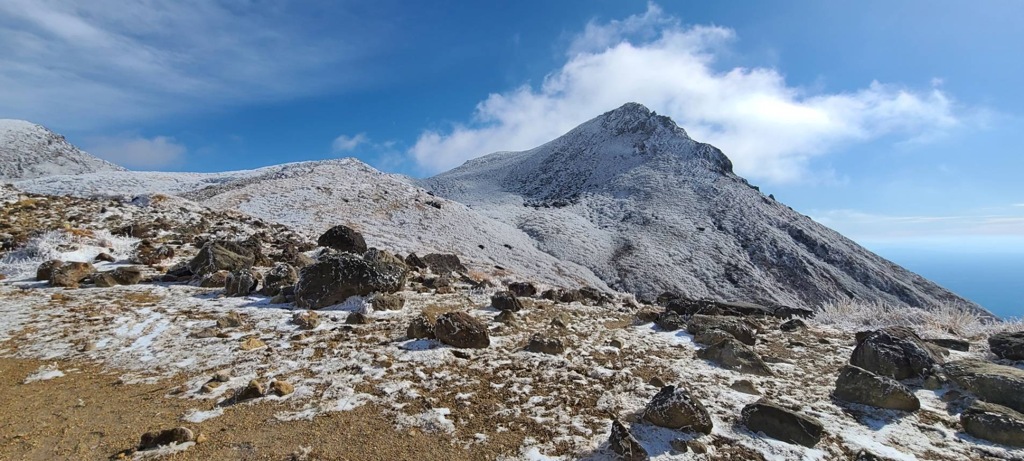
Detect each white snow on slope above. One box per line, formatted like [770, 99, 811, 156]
[0, 119, 124, 181]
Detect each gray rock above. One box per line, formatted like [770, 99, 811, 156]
[655, 311, 686, 331]
[491, 291, 525, 312]
[50, 261, 95, 288]
[494, 310, 517, 325]
[642, 385, 713, 434]
[94, 252, 116, 263]
[138, 427, 194, 450]
[608, 419, 649, 461]
[730, 380, 761, 395]
[507, 282, 538, 298]
[294, 252, 407, 309]
[697, 338, 774, 376]
[371, 293, 406, 311]
[187, 240, 257, 276]
[110, 266, 143, 285]
[291, 311, 321, 330]
[131, 240, 174, 266]
[345, 312, 369, 325]
[925, 337, 970, 352]
[317, 225, 367, 254]
[525, 334, 565, 355]
[780, 318, 807, 332]
[216, 312, 244, 329]
[741, 401, 824, 447]
[36, 259, 63, 281]
[260, 263, 297, 296]
[833, 364, 920, 411]
[404, 252, 427, 269]
[434, 311, 489, 349]
[989, 331, 1024, 361]
[945, 359, 1024, 413]
[407, 315, 436, 340]
[92, 272, 118, 288]
[850, 327, 943, 380]
[686, 315, 757, 346]
[421, 253, 466, 274]
[199, 270, 230, 288]
[224, 269, 260, 297]
[960, 401, 1024, 447]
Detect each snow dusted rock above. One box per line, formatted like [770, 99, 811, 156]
[130, 240, 174, 266]
[945, 359, 1024, 413]
[294, 252, 407, 309]
[317, 224, 367, 254]
[989, 331, 1024, 361]
[345, 312, 369, 325]
[686, 315, 758, 346]
[421, 253, 466, 275]
[50, 261, 94, 288]
[427, 103, 985, 313]
[960, 401, 1024, 447]
[780, 318, 807, 332]
[491, 291, 524, 312]
[260, 262, 297, 296]
[741, 401, 824, 448]
[434, 311, 489, 349]
[187, 240, 257, 276]
[696, 338, 774, 376]
[924, 337, 969, 352]
[833, 364, 920, 411]
[371, 293, 405, 311]
[642, 385, 713, 434]
[850, 327, 943, 380]
[35, 259, 63, 281]
[291, 311, 321, 330]
[0, 119, 124, 181]
[225, 269, 260, 297]
[608, 419, 649, 461]
[199, 270, 231, 288]
[110, 266, 143, 285]
[407, 315, 436, 340]
[138, 427, 194, 451]
[524, 334, 565, 355]
[507, 281, 537, 297]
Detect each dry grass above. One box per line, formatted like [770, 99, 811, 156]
[813, 300, 1024, 339]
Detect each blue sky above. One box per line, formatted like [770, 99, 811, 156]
[1, 1, 1023, 301]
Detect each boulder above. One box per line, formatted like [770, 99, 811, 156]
[697, 338, 774, 376]
[270, 380, 295, 397]
[741, 401, 824, 448]
[525, 334, 565, 355]
[654, 311, 686, 331]
[960, 401, 1024, 447]
[187, 240, 257, 276]
[93, 272, 118, 288]
[36, 259, 63, 281]
[507, 282, 538, 298]
[833, 365, 920, 411]
[291, 311, 321, 330]
[407, 315, 436, 340]
[50, 262, 95, 288]
[94, 252, 116, 263]
[434, 312, 489, 349]
[110, 266, 143, 285]
[945, 359, 1024, 413]
[608, 419, 649, 461]
[199, 270, 230, 288]
[491, 291, 524, 312]
[372, 293, 406, 311]
[404, 252, 427, 269]
[559, 289, 585, 304]
[138, 427, 194, 450]
[989, 331, 1024, 361]
[345, 312, 369, 325]
[317, 225, 367, 254]
[294, 252, 407, 309]
[642, 385, 713, 434]
[925, 338, 970, 352]
[421, 253, 466, 274]
[780, 318, 807, 332]
[131, 240, 174, 266]
[850, 327, 943, 380]
[260, 263, 297, 296]
[225, 269, 260, 297]
[686, 315, 757, 346]
[494, 310, 517, 325]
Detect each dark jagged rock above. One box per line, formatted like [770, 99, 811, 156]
[507, 281, 538, 298]
[291, 311, 321, 330]
[654, 311, 685, 331]
[421, 253, 466, 274]
[525, 334, 565, 355]
[491, 291, 524, 312]
[989, 331, 1024, 361]
[138, 427, 194, 450]
[345, 312, 369, 325]
[187, 240, 257, 276]
[780, 318, 807, 332]
[642, 385, 713, 434]
[608, 419, 649, 461]
[225, 269, 260, 297]
[260, 262, 297, 296]
[36, 259, 63, 281]
[434, 311, 489, 349]
[833, 364, 920, 411]
[50, 261, 94, 288]
[407, 315, 436, 340]
[404, 252, 427, 269]
[294, 252, 407, 309]
[697, 338, 774, 376]
[850, 327, 943, 380]
[372, 293, 406, 311]
[317, 225, 367, 254]
[741, 401, 824, 448]
[960, 401, 1024, 447]
[924, 338, 969, 352]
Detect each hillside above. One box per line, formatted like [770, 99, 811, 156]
[0, 119, 125, 181]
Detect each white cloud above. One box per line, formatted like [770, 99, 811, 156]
[410, 4, 961, 182]
[0, 0, 379, 130]
[85, 135, 186, 169]
[332, 133, 369, 153]
[812, 208, 1024, 241]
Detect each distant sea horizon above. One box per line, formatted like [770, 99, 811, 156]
[868, 245, 1023, 320]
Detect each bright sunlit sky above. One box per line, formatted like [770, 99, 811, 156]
[2, 1, 1023, 300]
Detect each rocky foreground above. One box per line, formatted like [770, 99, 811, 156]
[1, 186, 1023, 461]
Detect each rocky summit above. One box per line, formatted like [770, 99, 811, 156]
[0, 106, 1020, 461]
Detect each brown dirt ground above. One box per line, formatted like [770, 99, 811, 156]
[0, 357, 528, 461]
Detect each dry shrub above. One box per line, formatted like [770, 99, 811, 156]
[813, 299, 1024, 339]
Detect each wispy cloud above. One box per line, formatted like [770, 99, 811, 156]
[812, 207, 1024, 241]
[85, 135, 186, 169]
[410, 3, 966, 182]
[332, 133, 369, 153]
[0, 0, 380, 130]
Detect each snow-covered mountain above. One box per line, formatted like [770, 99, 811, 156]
[426, 103, 982, 312]
[0, 119, 125, 181]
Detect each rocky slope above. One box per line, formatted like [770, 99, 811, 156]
[0, 184, 1021, 461]
[426, 103, 983, 313]
[0, 119, 125, 181]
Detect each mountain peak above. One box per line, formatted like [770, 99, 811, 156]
[596, 102, 690, 139]
[0, 120, 125, 181]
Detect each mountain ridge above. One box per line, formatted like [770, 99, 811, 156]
[0, 119, 125, 181]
